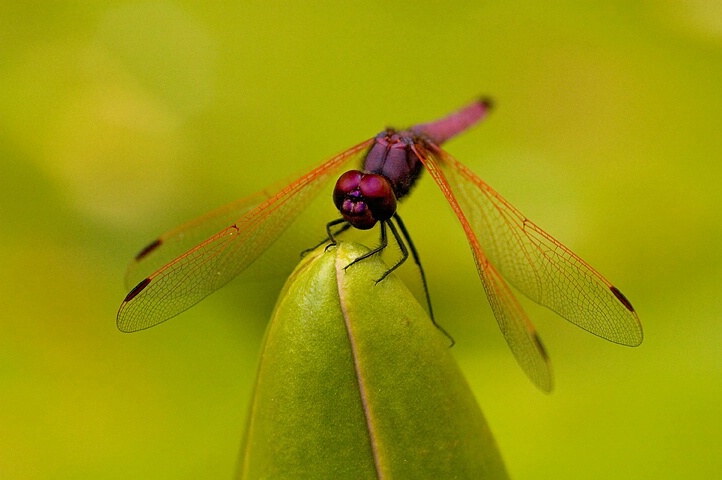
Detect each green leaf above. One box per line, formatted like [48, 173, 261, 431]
[238, 242, 508, 479]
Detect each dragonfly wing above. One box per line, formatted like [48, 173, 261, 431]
[473, 249, 553, 391]
[418, 144, 643, 346]
[414, 145, 552, 390]
[117, 139, 374, 332]
[124, 190, 271, 290]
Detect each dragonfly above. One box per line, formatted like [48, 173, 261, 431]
[117, 98, 643, 392]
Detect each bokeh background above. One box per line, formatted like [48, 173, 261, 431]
[2, 2, 720, 478]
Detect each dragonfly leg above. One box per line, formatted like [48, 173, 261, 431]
[301, 218, 349, 257]
[375, 219, 408, 282]
[392, 214, 455, 347]
[344, 221, 389, 270]
[327, 219, 352, 246]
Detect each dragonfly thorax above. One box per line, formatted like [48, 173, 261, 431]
[362, 130, 424, 200]
[333, 130, 425, 230]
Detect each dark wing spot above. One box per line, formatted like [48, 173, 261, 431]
[610, 286, 635, 312]
[533, 332, 549, 361]
[124, 277, 151, 302]
[134, 239, 162, 261]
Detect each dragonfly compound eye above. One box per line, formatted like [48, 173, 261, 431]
[333, 171, 397, 230]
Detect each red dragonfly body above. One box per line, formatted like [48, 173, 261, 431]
[118, 99, 642, 391]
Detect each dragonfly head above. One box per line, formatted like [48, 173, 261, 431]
[333, 170, 397, 230]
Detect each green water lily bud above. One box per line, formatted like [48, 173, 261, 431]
[238, 242, 508, 479]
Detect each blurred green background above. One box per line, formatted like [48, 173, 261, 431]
[1, 1, 720, 478]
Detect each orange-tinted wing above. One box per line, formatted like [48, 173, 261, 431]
[420, 144, 642, 345]
[413, 144, 553, 391]
[415, 142, 642, 389]
[117, 139, 374, 332]
[124, 189, 272, 290]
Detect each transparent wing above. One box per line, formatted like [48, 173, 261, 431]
[124, 190, 272, 290]
[117, 139, 374, 332]
[417, 143, 643, 347]
[471, 243, 554, 391]
[414, 144, 552, 390]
